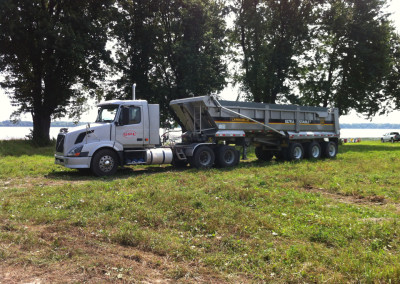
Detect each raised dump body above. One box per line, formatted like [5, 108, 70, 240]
[170, 95, 340, 140]
[170, 95, 340, 166]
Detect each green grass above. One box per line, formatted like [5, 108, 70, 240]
[1, 140, 400, 282]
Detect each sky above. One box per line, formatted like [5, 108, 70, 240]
[1, 1, 400, 124]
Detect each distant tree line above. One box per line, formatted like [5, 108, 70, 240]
[0, 120, 87, 127]
[0, 0, 399, 145]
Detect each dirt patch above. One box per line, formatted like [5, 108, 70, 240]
[0, 223, 241, 283]
[302, 184, 388, 206]
[0, 177, 87, 190]
[360, 217, 395, 223]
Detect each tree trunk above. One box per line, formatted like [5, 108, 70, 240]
[32, 111, 51, 146]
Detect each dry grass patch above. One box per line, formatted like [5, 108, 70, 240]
[0, 221, 239, 283]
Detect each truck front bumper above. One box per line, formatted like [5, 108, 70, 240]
[55, 154, 91, 169]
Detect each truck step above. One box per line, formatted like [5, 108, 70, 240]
[175, 148, 186, 160]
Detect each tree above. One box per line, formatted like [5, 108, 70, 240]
[298, 0, 398, 116]
[0, 0, 114, 145]
[111, 0, 228, 126]
[385, 33, 400, 112]
[231, 0, 319, 103]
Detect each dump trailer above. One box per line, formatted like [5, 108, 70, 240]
[170, 96, 340, 167]
[55, 95, 340, 176]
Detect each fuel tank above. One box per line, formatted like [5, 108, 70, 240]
[146, 148, 173, 165]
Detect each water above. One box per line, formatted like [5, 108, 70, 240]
[0, 127, 397, 140]
[339, 129, 399, 139]
[0, 127, 62, 140]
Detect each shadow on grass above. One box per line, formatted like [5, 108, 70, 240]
[45, 164, 190, 182]
[0, 140, 55, 157]
[46, 159, 287, 181]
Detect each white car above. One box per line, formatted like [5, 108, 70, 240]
[381, 132, 400, 143]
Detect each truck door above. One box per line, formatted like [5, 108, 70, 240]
[115, 105, 145, 147]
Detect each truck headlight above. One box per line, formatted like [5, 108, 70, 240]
[67, 145, 84, 157]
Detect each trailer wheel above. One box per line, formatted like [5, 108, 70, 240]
[191, 146, 215, 169]
[306, 142, 321, 160]
[91, 149, 119, 176]
[216, 146, 239, 168]
[255, 147, 273, 162]
[287, 143, 304, 161]
[322, 141, 337, 159]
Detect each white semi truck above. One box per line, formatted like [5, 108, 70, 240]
[55, 94, 340, 176]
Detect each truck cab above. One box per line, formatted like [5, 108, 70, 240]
[55, 100, 172, 176]
[97, 100, 160, 148]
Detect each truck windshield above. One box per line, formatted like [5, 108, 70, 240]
[95, 105, 119, 123]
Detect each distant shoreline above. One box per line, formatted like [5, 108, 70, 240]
[1, 120, 399, 129]
[0, 121, 88, 127]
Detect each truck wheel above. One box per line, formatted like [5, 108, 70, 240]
[91, 149, 119, 176]
[191, 146, 215, 169]
[306, 142, 321, 160]
[322, 141, 337, 159]
[216, 146, 239, 167]
[287, 143, 304, 161]
[255, 147, 273, 162]
[381, 138, 384, 143]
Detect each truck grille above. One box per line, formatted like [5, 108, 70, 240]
[56, 134, 65, 153]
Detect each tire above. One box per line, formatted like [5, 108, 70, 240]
[322, 141, 337, 159]
[216, 146, 239, 168]
[381, 138, 384, 143]
[191, 146, 215, 169]
[306, 142, 321, 160]
[287, 143, 304, 161]
[255, 146, 273, 162]
[91, 149, 119, 176]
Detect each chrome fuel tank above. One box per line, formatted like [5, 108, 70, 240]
[146, 148, 173, 165]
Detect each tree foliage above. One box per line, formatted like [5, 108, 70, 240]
[111, 0, 228, 125]
[231, 0, 319, 103]
[298, 0, 399, 116]
[0, 0, 114, 145]
[231, 0, 400, 118]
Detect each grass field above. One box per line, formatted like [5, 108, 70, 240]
[1, 140, 400, 283]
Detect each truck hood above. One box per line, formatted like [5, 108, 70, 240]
[63, 123, 105, 134]
[58, 123, 113, 155]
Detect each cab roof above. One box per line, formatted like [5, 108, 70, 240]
[97, 100, 147, 107]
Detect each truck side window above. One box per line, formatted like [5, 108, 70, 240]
[129, 107, 141, 124]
